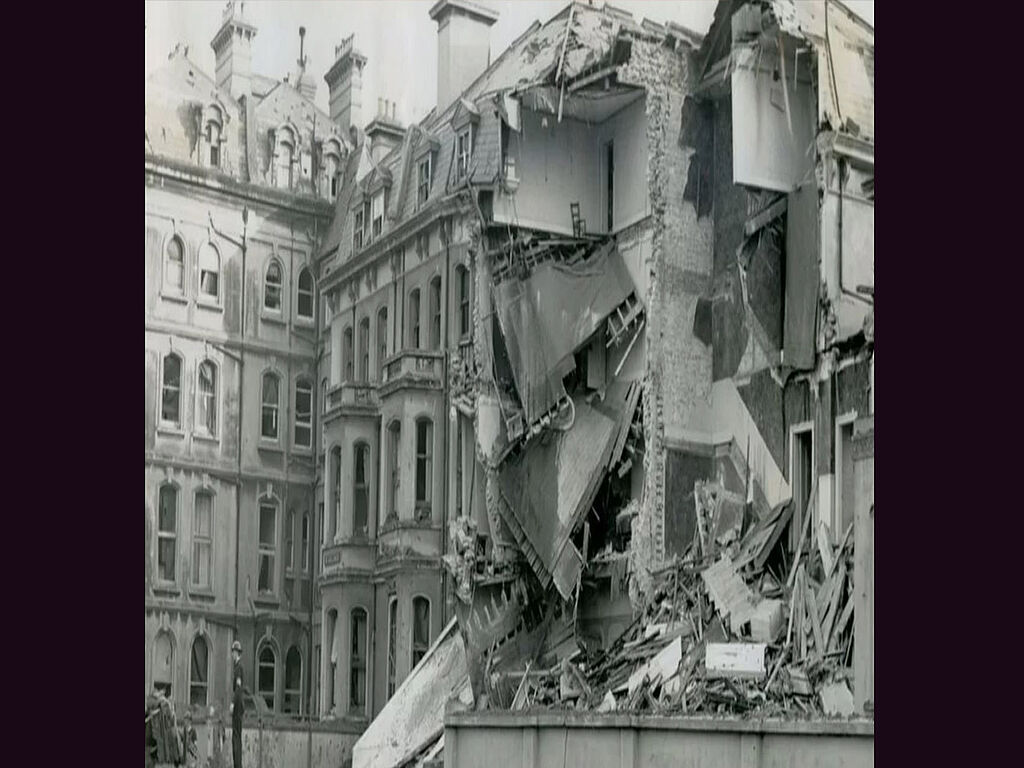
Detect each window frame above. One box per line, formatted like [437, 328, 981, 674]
[189, 634, 210, 708]
[414, 417, 433, 519]
[330, 445, 342, 542]
[296, 267, 315, 321]
[275, 127, 295, 190]
[429, 276, 442, 350]
[408, 288, 421, 350]
[195, 359, 219, 439]
[417, 156, 432, 208]
[257, 497, 279, 596]
[157, 483, 179, 584]
[192, 490, 214, 590]
[358, 317, 370, 382]
[198, 242, 221, 304]
[387, 420, 401, 522]
[301, 512, 310, 572]
[285, 509, 295, 573]
[456, 128, 472, 181]
[264, 258, 284, 315]
[457, 264, 470, 339]
[386, 596, 398, 701]
[257, 642, 278, 712]
[283, 646, 303, 715]
[260, 371, 282, 442]
[164, 234, 186, 298]
[349, 607, 368, 714]
[352, 441, 370, 538]
[343, 326, 354, 382]
[353, 209, 364, 251]
[152, 630, 175, 698]
[377, 306, 389, 381]
[371, 189, 385, 239]
[326, 608, 339, 713]
[411, 595, 431, 670]
[160, 352, 183, 430]
[294, 377, 313, 449]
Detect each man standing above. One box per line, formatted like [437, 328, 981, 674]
[230, 640, 247, 768]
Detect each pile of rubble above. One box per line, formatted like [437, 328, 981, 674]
[485, 478, 863, 719]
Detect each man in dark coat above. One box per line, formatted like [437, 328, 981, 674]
[230, 640, 248, 768]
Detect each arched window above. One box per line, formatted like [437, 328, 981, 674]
[161, 353, 182, 427]
[165, 236, 185, 295]
[350, 608, 368, 713]
[325, 150, 341, 200]
[276, 128, 295, 190]
[415, 418, 433, 519]
[261, 372, 280, 439]
[343, 327, 353, 382]
[386, 597, 398, 700]
[257, 498, 278, 594]
[157, 484, 177, 582]
[456, 264, 470, 338]
[284, 646, 302, 714]
[199, 243, 220, 300]
[294, 378, 312, 448]
[377, 306, 388, 381]
[153, 631, 174, 697]
[353, 442, 370, 537]
[330, 446, 341, 541]
[386, 420, 401, 521]
[412, 596, 431, 668]
[190, 635, 210, 707]
[297, 268, 314, 320]
[258, 644, 277, 711]
[358, 317, 370, 382]
[192, 490, 213, 588]
[207, 121, 222, 168]
[408, 289, 421, 349]
[429, 276, 441, 350]
[197, 360, 217, 435]
[285, 509, 295, 571]
[326, 609, 338, 712]
[264, 260, 283, 312]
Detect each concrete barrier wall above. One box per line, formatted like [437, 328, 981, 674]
[444, 712, 873, 768]
[185, 720, 361, 768]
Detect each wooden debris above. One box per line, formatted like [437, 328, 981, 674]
[705, 643, 766, 679]
[750, 598, 784, 643]
[820, 681, 855, 716]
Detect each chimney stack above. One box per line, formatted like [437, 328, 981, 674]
[324, 34, 367, 134]
[429, 0, 498, 114]
[366, 98, 405, 163]
[210, 2, 257, 101]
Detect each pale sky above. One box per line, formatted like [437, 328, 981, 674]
[145, 0, 874, 128]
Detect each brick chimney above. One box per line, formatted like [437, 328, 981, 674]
[210, 1, 257, 101]
[324, 34, 367, 134]
[429, 0, 498, 114]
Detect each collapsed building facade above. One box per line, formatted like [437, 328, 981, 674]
[330, 2, 874, 767]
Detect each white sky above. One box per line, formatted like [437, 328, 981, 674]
[145, 1, 874, 127]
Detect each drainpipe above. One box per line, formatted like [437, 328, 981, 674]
[208, 208, 247, 657]
[441, 217, 452, 627]
[307, 217, 321, 768]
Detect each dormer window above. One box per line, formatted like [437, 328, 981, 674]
[371, 189, 385, 238]
[275, 126, 297, 190]
[203, 104, 224, 170]
[207, 123, 221, 168]
[353, 209, 364, 250]
[417, 156, 432, 208]
[323, 138, 343, 201]
[456, 129, 472, 182]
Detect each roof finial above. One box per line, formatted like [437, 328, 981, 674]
[298, 26, 307, 71]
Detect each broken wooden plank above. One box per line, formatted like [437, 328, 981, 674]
[820, 681, 855, 716]
[701, 554, 758, 633]
[829, 596, 855, 653]
[744, 195, 788, 237]
[705, 643, 767, 680]
[787, 478, 818, 589]
[817, 520, 835, 578]
[788, 665, 813, 696]
[750, 598, 784, 643]
[820, 569, 846, 651]
[628, 637, 682, 696]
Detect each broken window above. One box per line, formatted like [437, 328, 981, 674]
[157, 484, 177, 582]
[377, 306, 388, 380]
[429, 276, 441, 350]
[411, 596, 430, 668]
[284, 646, 302, 714]
[331, 446, 341, 540]
[192, 491, 212, 589]
[190, 635, 209, 707]
[264, 259, 283, 312]
[165, 235, 185, 295]
[386, 597, 398, 700]
[353, 210, 364, 250]
[358, 317, 370, 381]
[408, 288, 421, 349]
[415, 418, 433, 518]
[153, 631, 173, 697]
[456, 129, 472, 181]
[297, 267, 314, 320]
[353, 442, 370, 537]
[199, 242, 220, 300]
[261, 372, 280, 439]
[197, 360, 217, 435]
[456, 265, 470, 338]
[161, 353, 182, 427]
[258, 500, 277, 594]
[258, 644, 276, 711]
[350, 608, 367, 712]
[301, 512, 310, 572]
[343, 326, 354, 381]
[285, 510, 295, 572]
[207, 122, 221, 168]
[294, 378, 312, 448]
[387, 420, 401, 520]
[326, 609, 338, 712]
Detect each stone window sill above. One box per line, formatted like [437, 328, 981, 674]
[161, 292, 189, 305]
[197, 298, 223, 313]
[157, 425, 186, 439]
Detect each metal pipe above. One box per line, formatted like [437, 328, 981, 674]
[441, 218, 452, 627]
